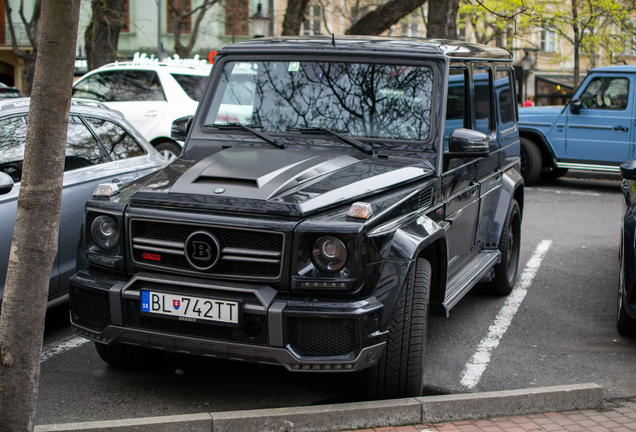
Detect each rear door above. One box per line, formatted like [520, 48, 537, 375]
[565, 73, 634, 166]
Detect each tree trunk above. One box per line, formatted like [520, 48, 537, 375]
[85, 0, 127, 71]
[427, 0, 460, 39]
[572, 0, 580, 90]
[346, 0, 426, 35]
[0, 0, 81, 429]
[281, 0, 310, 35]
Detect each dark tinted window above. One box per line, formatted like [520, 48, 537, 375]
[474, 68, 493, 135]
[119, 71, 165, 101]
[0, 116, 27, 181]
[86, 116, 145, 160]
[496, 70, 515, 126]
[171, 73, 207, 101]
[65, 116, 103, 170]
[72, 71, 119, 102]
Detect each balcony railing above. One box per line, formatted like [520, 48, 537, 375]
[0, 23, 33, 47]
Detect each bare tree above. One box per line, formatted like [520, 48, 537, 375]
[0, 0, 81, 429]
[84, 0, 128, 70]
[168, 0, 223, 58]
[282, 0, 312, 35]
[2, 0, 42, 95]
[346, 0, 427, 35]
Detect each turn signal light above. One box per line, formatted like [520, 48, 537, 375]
[347, 202, 373, 220]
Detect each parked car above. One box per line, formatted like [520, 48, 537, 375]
[71, 56, 211, 161]
[68, 36, 524, 400]
[618, 159, 636, 334]
[0, 82, 23, 98]
[519, 65, 636, 184]
[0, 98, 167, 307]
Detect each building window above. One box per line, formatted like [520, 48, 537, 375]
[121, 0, 130, 33]
[302, 4, 323, 35]
[540, 29, 556, 52]
[225, 0, 249, 36]
[168, 0, 192, 34]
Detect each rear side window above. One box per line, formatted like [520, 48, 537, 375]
[72, 71, 119, 102]
[171, 73, 208, 101]
[65, 116, 104, 170]
[496, 69, 516, 127]
[86, 116, 145, 160]
[119, 71, 166, 102]
[0, 116, 27, 181]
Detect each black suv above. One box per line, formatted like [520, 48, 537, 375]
[69, 36, 524, 400]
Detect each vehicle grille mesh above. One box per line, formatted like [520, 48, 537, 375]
[70, 286, 111, 332]
[287, 317, 355, 356]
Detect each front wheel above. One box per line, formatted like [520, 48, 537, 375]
[481, 199, 521, 295]
[520, 137, 542, 185]
[364, 257, 431, 399]
[617, 244, 636, 335]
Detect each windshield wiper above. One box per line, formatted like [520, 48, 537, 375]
[287, 127, 373, 155]
[215, 123, 285, 149]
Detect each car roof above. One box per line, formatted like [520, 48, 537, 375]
[590, 65, 636, 73]
[90, 55, 212, 75]
[0, 97, 127, 121]
[220, 36, 513, 62]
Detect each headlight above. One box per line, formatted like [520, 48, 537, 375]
[311, 236, 347, 272]
[91, 215, 120, 250]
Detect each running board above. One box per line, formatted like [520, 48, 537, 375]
[439, 251, 500, 317]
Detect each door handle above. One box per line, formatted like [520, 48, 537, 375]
[614, 126, 629, 132]
[144, 110, 159, 117]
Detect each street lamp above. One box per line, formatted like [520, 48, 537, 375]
[250, 3, 270, 38]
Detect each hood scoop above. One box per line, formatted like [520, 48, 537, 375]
[170, 147, 360, 200]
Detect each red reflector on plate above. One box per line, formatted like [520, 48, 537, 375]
[143, 253, 161, 261]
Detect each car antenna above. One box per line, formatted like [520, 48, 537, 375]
[332, 33, 336, 47]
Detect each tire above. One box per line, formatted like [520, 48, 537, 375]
[154, 141, 182, 162]
[481, 199, 521, 295]
[520, 137, 542, 185]
[617, 244, 636, 335]
[364, 258, 431, 399]
[541, 167, 568, 180]
[94, 342, 165, 367]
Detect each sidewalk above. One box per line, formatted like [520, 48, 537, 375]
[341, 398, 636, 432]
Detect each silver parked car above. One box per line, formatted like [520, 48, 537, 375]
[0, 98, 167, 307]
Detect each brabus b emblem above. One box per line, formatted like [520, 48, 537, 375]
[184, 231, 220, 271]
[214, 187, 225, 194]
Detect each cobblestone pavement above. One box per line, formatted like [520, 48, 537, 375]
[340, 398, 636, 432]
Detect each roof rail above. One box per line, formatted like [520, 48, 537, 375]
[70, 98, 109, 109]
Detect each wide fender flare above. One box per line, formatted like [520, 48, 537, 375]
[484, 167, 524, 248]
[370, 213, 447, 330]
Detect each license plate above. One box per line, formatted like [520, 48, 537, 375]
[140, 291, 240, 325]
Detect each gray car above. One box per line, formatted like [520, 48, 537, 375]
[0, 98, 167, 307]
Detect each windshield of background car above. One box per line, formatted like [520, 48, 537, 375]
[205, 61, 434, 140]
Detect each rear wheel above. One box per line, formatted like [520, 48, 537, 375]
[520, 137, 542, 185]
[94, 342, 165, 367]
[364, 258, 431, 399]
[481, 199, 521, 295]
[617, 243, 636, 335]
[154, 140, 182, 162]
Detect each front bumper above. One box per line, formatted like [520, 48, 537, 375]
[69, 270, 387, 372]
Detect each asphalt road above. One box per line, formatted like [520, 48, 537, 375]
[35, 173, 636, 426]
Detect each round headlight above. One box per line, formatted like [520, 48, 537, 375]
[311, 236, 347, 272]
[91, 215, 120, 250]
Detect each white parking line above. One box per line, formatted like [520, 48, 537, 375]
[528, 187, 600, 196]
[459, 240, 553, 389]
[41, 336, 90, 363]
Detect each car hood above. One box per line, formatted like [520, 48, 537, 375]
[127, 146, 435, 217]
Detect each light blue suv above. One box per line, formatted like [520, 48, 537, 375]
[519, 65, 635, 184]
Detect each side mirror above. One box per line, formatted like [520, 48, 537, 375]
[0, 172, 14, 195]
[171, 115, 193, 142]
[446, 128, 490, 158]
[620, 160, 636, 181]
[570, 99, 582, 115]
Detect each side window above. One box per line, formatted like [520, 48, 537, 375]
[445, 68, 468, 149]
[86, 116, 145, 160]
[496, 69, 516, 128]
[580, 77, 629, 110]
[474, 68, 493, 135]
[171, 74, 207, 101]
[65, 116, 103, 171]
[0, 116, 27, 182]
[118, 71, 166, 102]
[71, 72, 119, 102]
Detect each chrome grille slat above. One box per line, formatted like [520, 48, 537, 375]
[132, 244, 185, 256]
[221, 256, 280, 264]
[133, 237, 185, 248]
[222, 247, 281, 257]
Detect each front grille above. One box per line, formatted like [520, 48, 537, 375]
[287, 317, 355, 356]
[129, 219, 284, 280]
[70, 286, 111, 332]
[126, 300, 268, 345]
[418, 185, 433, 208]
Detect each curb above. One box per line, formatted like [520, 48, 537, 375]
[34, 383, 603, 432]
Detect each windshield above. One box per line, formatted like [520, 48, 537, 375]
[205, 61, 434, 141]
